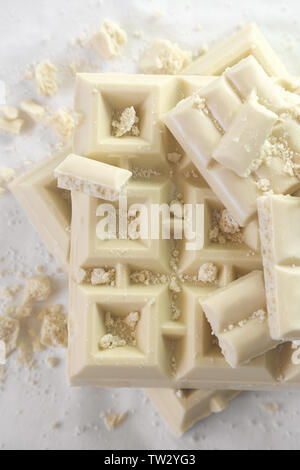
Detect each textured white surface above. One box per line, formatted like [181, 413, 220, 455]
[1, 0, 300, 451]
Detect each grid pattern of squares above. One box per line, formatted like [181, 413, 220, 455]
[68, 73, 300, 389]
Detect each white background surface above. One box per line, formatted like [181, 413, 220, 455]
[1, 0, 300, 451]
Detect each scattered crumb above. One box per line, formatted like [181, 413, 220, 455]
[0, 317, 20, 356]
[198, 263, 218, 284]
[0, 167, 16, 194]
[99, 311, 140, 350]
[23, 275, 52, 304]
[219, 210, 240, 234]
[167, 152, 182, 164]
[169, 276, 181, 293]
[50, 108, 75, 141]
[20, 99, 45, 121]
[130, 269, 168, 285]
[0, 117, 24, 135]
[91, 267, 115, 286]
[51, 421, 62, 429]
[264, 402, 279, 413]
[210, 209, 243, 245]
[1, 106, 19, 121]
[39, 305, 68, 348]
[34, 60, 58, 97]
[5, 304, 32, 319]
[1, 284, 22, 299]
[140, 39, 192, 75]
[111, 106, 140, 137]
[47, 357, 60, 368]
[131, 167, 161, 179]
[102, 412, 128, 430]
[123, 311, 139, 329]
[170, 246, 180, 272]
[89, 20, 127, 59]
[35, 265, 45, 274]
[256, 178, 271, 192]
[251, 309, 266, 323]
[99, 333, 126, 349]
[16, 341, 35, 369]
[192, 93, 206, 111]
[184, 168, 199, 178]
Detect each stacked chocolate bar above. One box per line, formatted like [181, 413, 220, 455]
[10, 23, 300, 436]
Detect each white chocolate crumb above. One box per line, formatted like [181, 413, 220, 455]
[89, 20, 127, 59]
[0, 117, 24, 135]
[5, 304, 32, 319]
[102, 412, 128, 430]
[111, 106, 140, 138]
[99, 311, 140, 350]
[124, 311, 140, 329]
[23, 275, 52, 304]
[34, 60, 58, 97]
[251, 308, 266, 323]
[1, 284, 21, 300]
[0, 167, 16, 187]
[50, 108, 75, 141]
[140, 39, 192, 75]
[1, 106, 19, 121]
[193, 93, 206, 111]
[130, 269, 168, 286]
[40, 306, 68, 348]
[264, 402, 279, 412]
[35, 265, 45, 274]
[16, 341, 35, 369]
[198, 263, 218, 284]
[219, 210, 240, 234]
[99, 333, 126, 349]
[167, 152, 182, 164]
[131, 167, 161, 179]
[51, 422, 61, 429]
[169, 277, 182, 293]
[210, 209, 243, 245]
[47, 357, 60, 368]
[256, 178, 271, 192]
[20, 99, 45, 121]
[0, 317, 20, 356]
[90, 267, 115, 286]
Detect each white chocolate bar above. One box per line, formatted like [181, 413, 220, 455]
[11, 73, 300, 390]
[10, 147, 242, 428]
[54, 153, 132, 201]
[146, 388, 240, 435]
[200, 271, 280, 368]
[183, 23, 289, 77]
[164, 56, 300, 226]
[224, 56, 287, 112]
[258, 194, 300, 341]
[9, 147, 71, 273]
[68, 72, 300, 389]
[212, 93, 277, 177]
